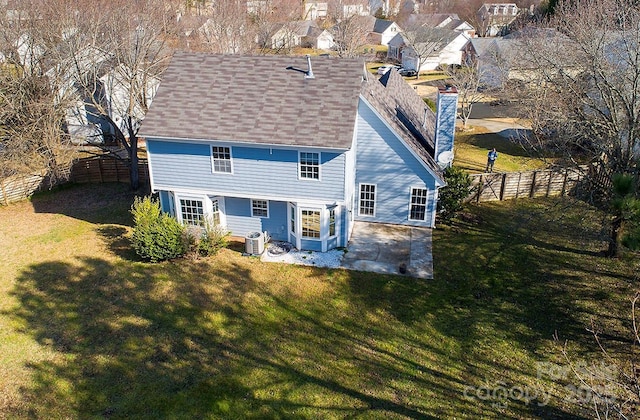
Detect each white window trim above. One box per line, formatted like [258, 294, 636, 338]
[211, 145, 234, 174]
[174, 194, 226, 227]
[176, 194, 207, 226]
[358, 183, 377, 217]
[298, 151, 321, 181]
[408, 186, 428, 222]
[251, 199, 270, 218]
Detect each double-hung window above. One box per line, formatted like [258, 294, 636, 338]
[299, 152, 320, 180]
[409, 188, 428, 221]
[212, 146, 232, 173]
[358, 184, 376, 216]
[251, 199, 269, 218]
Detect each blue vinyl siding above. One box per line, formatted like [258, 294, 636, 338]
[224, 198, 288, 241]
[159, 190, 172, 213]
[147, 140, 345, 202]
[300, 239, 323, 252]
[355, 101, 438, 227]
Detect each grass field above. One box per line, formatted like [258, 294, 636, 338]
[0, 183, 638, 418]
[454, 125, 550, 174]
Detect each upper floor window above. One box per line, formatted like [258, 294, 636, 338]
[251, 199, 269, 218]
[409, 188, 428, 221]
[299, 152, 320, 180]
[212, 146, 232, 173]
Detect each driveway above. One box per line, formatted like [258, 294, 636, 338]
[341, 222, 433, 279]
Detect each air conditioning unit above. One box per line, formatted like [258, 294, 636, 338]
[245, 231, 265, 255]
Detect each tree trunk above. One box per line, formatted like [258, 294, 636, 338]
[606, 216, 622, 257]
[129, 135, 139, 191]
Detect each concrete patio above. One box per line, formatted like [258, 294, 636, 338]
[341, 221, 433, 279]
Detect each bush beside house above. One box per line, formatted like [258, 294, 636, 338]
[131, 196, 228, 262]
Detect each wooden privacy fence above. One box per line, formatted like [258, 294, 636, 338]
[0, 172, 48, 206]
[0, 157, 149, 205]
[469, 168, 585, 202]
[70, 156, 149, 184]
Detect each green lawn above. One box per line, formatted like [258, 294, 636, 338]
[0, 183, 638, 418]
[454, 126, 551, 173]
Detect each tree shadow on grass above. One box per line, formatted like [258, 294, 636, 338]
[30, 182, 142, 226]
[95, 225, 138, 261]
[8, 256, 456, 419]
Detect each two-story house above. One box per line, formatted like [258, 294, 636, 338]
[139, 52, 458, 252]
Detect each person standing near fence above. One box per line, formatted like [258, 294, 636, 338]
[486, 148, 498, 173]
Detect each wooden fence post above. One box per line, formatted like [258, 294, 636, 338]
[499, 173, 506, 200]
[98, 158, 104, 183]
[0, 178, 7, 206]
[529, 171, 537, 198]
[561, 169, 568, 197]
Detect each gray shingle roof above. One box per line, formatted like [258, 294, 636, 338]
[367, 70, 442, 177]
[139, 52, 364, 149]
[372, 18, 394, 34]
[140, 52, 443, 181]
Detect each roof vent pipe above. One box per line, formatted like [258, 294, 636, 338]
[305, 54, 315, 79]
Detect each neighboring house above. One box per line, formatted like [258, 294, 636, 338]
[139, 52, 458, 252]
[271, 21, 334, 50]
[44, 45, 113, 144]
[247, 0, 270, 16]
[387, 28, 470, 71]
[405, 13, 476, 38]
[477, 3, 519, 37]
[198, 17, 251, 54]
[303, 1, 328, 20]
[468, 28, 576, 88]
[99, 65, 161, 138]
[361, 16, 402, 46]
[340, 2, 370, 18]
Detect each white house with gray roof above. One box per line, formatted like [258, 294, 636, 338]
[139, 52, 457, 252]
[387, 28, 470, 72]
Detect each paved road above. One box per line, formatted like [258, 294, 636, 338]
[465, 118, 529, 138]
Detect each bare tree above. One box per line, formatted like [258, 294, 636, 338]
[399, 24, 455, 78]
[46, 0, 176, 190]
[555, 289, 640, 418]
[0, 0, 76, 183]
[250, 0, 302, 53]
[442, 64, 486, 128]
[0, 69, 74, 183]
[197, 0, 255, 54]
[327, 0, 369, 20]
[331, 14, 371, 58]
[510, 0, 640, 256]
